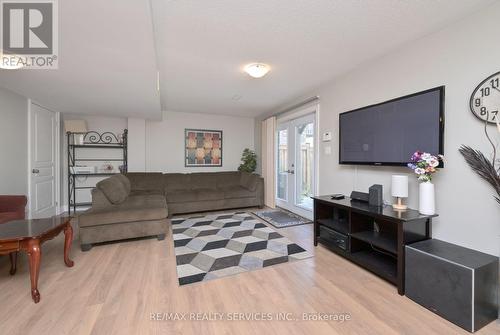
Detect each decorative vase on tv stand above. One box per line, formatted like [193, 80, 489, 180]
[419, 181, 435, 215]
[407, 151, 443, 215]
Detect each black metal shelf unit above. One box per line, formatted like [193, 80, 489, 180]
[67, 130, 128, 214]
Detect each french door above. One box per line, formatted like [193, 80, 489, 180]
[275, 113, 315, 219]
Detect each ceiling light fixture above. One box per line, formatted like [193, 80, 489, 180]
[0, 52, 24, 70]
[244, 63, 270, 78]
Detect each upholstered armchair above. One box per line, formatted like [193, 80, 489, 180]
[0, 195, 27, 275]
[0, 195, 27, 224]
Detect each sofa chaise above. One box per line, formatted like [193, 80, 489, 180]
[78, 171, 264, 251]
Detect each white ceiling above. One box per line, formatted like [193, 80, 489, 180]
[0, 0, 161, 119]
[0, 0, 495, 119]
[152, 0, 494, 117]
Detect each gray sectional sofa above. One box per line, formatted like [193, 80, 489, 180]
[78, 171, 264, 251]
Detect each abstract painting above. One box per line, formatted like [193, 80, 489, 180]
[185, 129, 223, 167]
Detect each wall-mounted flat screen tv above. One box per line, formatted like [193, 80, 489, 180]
[339, 86, 444, 166]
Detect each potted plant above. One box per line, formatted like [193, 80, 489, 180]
[407, 151, 444, 215]
[238, 148, 257, 173]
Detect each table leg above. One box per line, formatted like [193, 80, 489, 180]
[27, 240, 41, 303]
[9, 252, 17, 275]
[63, 223, 74, 267]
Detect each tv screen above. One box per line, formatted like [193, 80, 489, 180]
[339, 86, 444, 166]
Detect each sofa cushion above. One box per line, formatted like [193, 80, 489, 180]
[0, 212, 21, 224]
[130, 189, 164, 196]
[190, 173, 217, 190]
[79, 194, 168, 227]
[164, 173, 191, 192]
[221, 186, 256, 199]
[166, 189, 224, 203]
[96, 175, 130, 204]
[240, 172, 258, 191]
[115, 174, 131, 194]
[0, 195, 27, 213]
[216, 172, 241, 188]
[125, 172, 164, 192]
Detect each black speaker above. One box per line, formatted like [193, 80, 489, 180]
[406, 239, 498, 332]
[350, 191, 369, 202]
[368, 184, 383, 207]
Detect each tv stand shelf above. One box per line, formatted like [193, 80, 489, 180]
[317, 218, 349, 235]
[350, 250, 397, 284]
[313, 195, 436, 295]
[350, 231, 397, 254]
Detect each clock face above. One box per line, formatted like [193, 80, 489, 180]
[470, 71, 500, 124]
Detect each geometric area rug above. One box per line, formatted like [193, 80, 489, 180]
[171, 212, 313, 285]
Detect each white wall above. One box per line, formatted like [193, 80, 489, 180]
[146, 110, 255, 172]
[127, 118, 146, 172]
[0, 87, 28, 195]
[292, 3, 500, 255]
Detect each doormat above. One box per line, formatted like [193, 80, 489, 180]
[252, 208, 312, 228]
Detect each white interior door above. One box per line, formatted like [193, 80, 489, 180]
[275, 113, 315, 219]
[29, 103, 59, 218]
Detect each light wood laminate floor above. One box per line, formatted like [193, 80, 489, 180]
[0, 211, 499, 335]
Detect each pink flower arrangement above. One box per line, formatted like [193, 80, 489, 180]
[407, 151, 443, 182]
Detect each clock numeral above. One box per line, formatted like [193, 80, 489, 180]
[491, 110, 498, 121]
[491, 78, 499, 89]
[480, 107, 487, 116]
[474, 98, 481, 107]
[480, 87, 491, 97]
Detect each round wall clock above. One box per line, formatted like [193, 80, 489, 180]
[469, 71, 500, 124]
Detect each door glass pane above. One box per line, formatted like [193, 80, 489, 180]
[296, 122, 314, 209]
[277, 129, 288, 200]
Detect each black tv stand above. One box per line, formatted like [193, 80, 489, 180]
[312, 195, 437, 295]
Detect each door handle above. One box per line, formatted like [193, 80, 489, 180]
[286, 169, 295, 174]
[32, 169, 39, 174]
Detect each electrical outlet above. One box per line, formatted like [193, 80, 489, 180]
[322, 131, 332, 142]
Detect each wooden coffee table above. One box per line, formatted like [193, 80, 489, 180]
[0, 216, 74, 303]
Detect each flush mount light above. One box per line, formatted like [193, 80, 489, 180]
[0, 52, 24, 70]
[244, 63, 270, 78]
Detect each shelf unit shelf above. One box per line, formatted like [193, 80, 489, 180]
[313, 195, 436, 295]
[69, 202, 92, 207]
[70, 173, 120, 177]
[67, 130, 127, 214]
[73, 159, 125, 162]
[69, 145, 124, 149]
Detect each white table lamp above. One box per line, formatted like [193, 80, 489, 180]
[392, 175, 408, 210]
[64, 120, 88, 145]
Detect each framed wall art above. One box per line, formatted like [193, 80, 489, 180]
[185, 129, 223, 167]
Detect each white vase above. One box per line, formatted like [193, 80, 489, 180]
[419, 181, 435, 215]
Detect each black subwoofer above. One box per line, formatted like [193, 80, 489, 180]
[405, 239, 498, 332]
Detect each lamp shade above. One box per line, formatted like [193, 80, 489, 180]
[391, 175, 408, 198]
[64, 120, 88, 133]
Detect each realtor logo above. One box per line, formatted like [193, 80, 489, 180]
[0, 0, 58, 69]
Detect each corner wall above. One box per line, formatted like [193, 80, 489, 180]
[300, 3, 500, 255]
